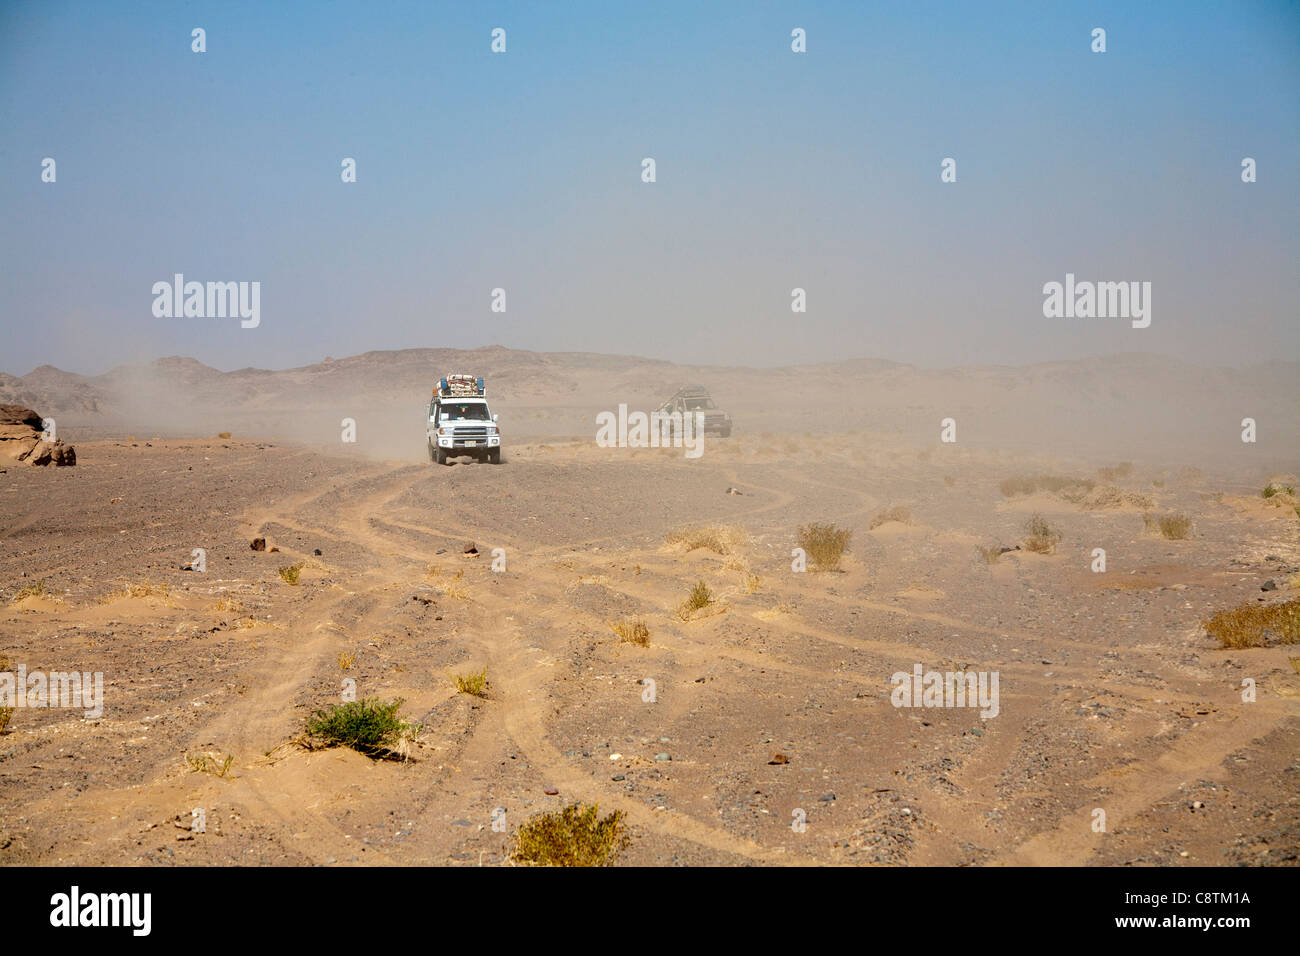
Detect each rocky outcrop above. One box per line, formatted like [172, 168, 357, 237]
[0, 405, 76, 466]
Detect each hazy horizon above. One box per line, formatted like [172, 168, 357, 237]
[5, 343, 1300, 383]
[3, 1, 1298, 375]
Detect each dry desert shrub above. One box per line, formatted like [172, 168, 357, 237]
[10, 580, 46, 604]
[277, 562, 304, 585]
[232, 616, 275, 630]
[664, 524, 750, 556]
[1096, 462, 1134, 482]
[511, 803, 629, 867]
[799, 522, 853, 570]
[676, 580, 714, 620]
[868, 507, 912, 530]
[1203, 599, 1300, 649]
[1024, 514, 1061, 553]
[0, 654, 11, 733]
[185, 752, 234, 777]
[338, 649, 357, 671]
[609, 617, 650, 647]
[98, 581, 169, 604]
[977, 545, 1002, 565]
[1261, 482, 1298, 511]
[1157, 513, 1192, 539]
[1000, 475, 1094, 498]
[217, 432, 232, 439]
[452, 667, 488, 697]
[1064, 485, 1154, 510]
[427, 567, 469, 599]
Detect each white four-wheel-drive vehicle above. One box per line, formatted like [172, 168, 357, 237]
[426, 374, 502, 464]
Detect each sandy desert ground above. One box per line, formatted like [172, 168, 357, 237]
[1, 349, 1298, 866]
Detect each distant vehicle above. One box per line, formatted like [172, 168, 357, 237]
[426, 374, 501, 464]
[659, 384, 732, 437]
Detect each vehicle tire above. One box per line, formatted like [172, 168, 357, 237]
[427, 439, 436, 461]
[435, 446, 448, 465]
[489, 448, 501, 464]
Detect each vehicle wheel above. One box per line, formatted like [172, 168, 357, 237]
[435, 446, 448, 465]
[427, 439, 436, 461]
[489, 448, 501, 464]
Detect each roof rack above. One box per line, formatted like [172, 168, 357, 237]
[435, 374, 485, 398]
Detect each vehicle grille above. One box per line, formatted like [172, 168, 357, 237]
[452, 426, 489, 442]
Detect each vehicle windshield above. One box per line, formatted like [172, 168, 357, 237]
[683, 397, 716, 410]
[440, 403, 490, 421]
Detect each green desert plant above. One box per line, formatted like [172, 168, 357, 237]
[278, 562, 304, 585]
[304, 698, 420, 756]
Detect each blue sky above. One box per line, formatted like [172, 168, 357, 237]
[2, 0, 1297, 374]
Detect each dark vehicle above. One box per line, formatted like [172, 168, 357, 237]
[659, 385, 732, 437]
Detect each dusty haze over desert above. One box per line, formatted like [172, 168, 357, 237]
[2, 1, 1298, 875]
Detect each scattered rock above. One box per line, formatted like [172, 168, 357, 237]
[725, 486, 743, 495]
[411, 595, 434, 606]
[250, 538, 266, 552]
[768, 753, 789, 765]
[463, 541, 478, 555]
[543, 787, 558, 795]
[654, 753, 671, 761]
[313, 549, 322, 556]
[1261, 580, 1277, 592]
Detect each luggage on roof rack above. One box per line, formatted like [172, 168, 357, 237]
[436, 373, 485, 398]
